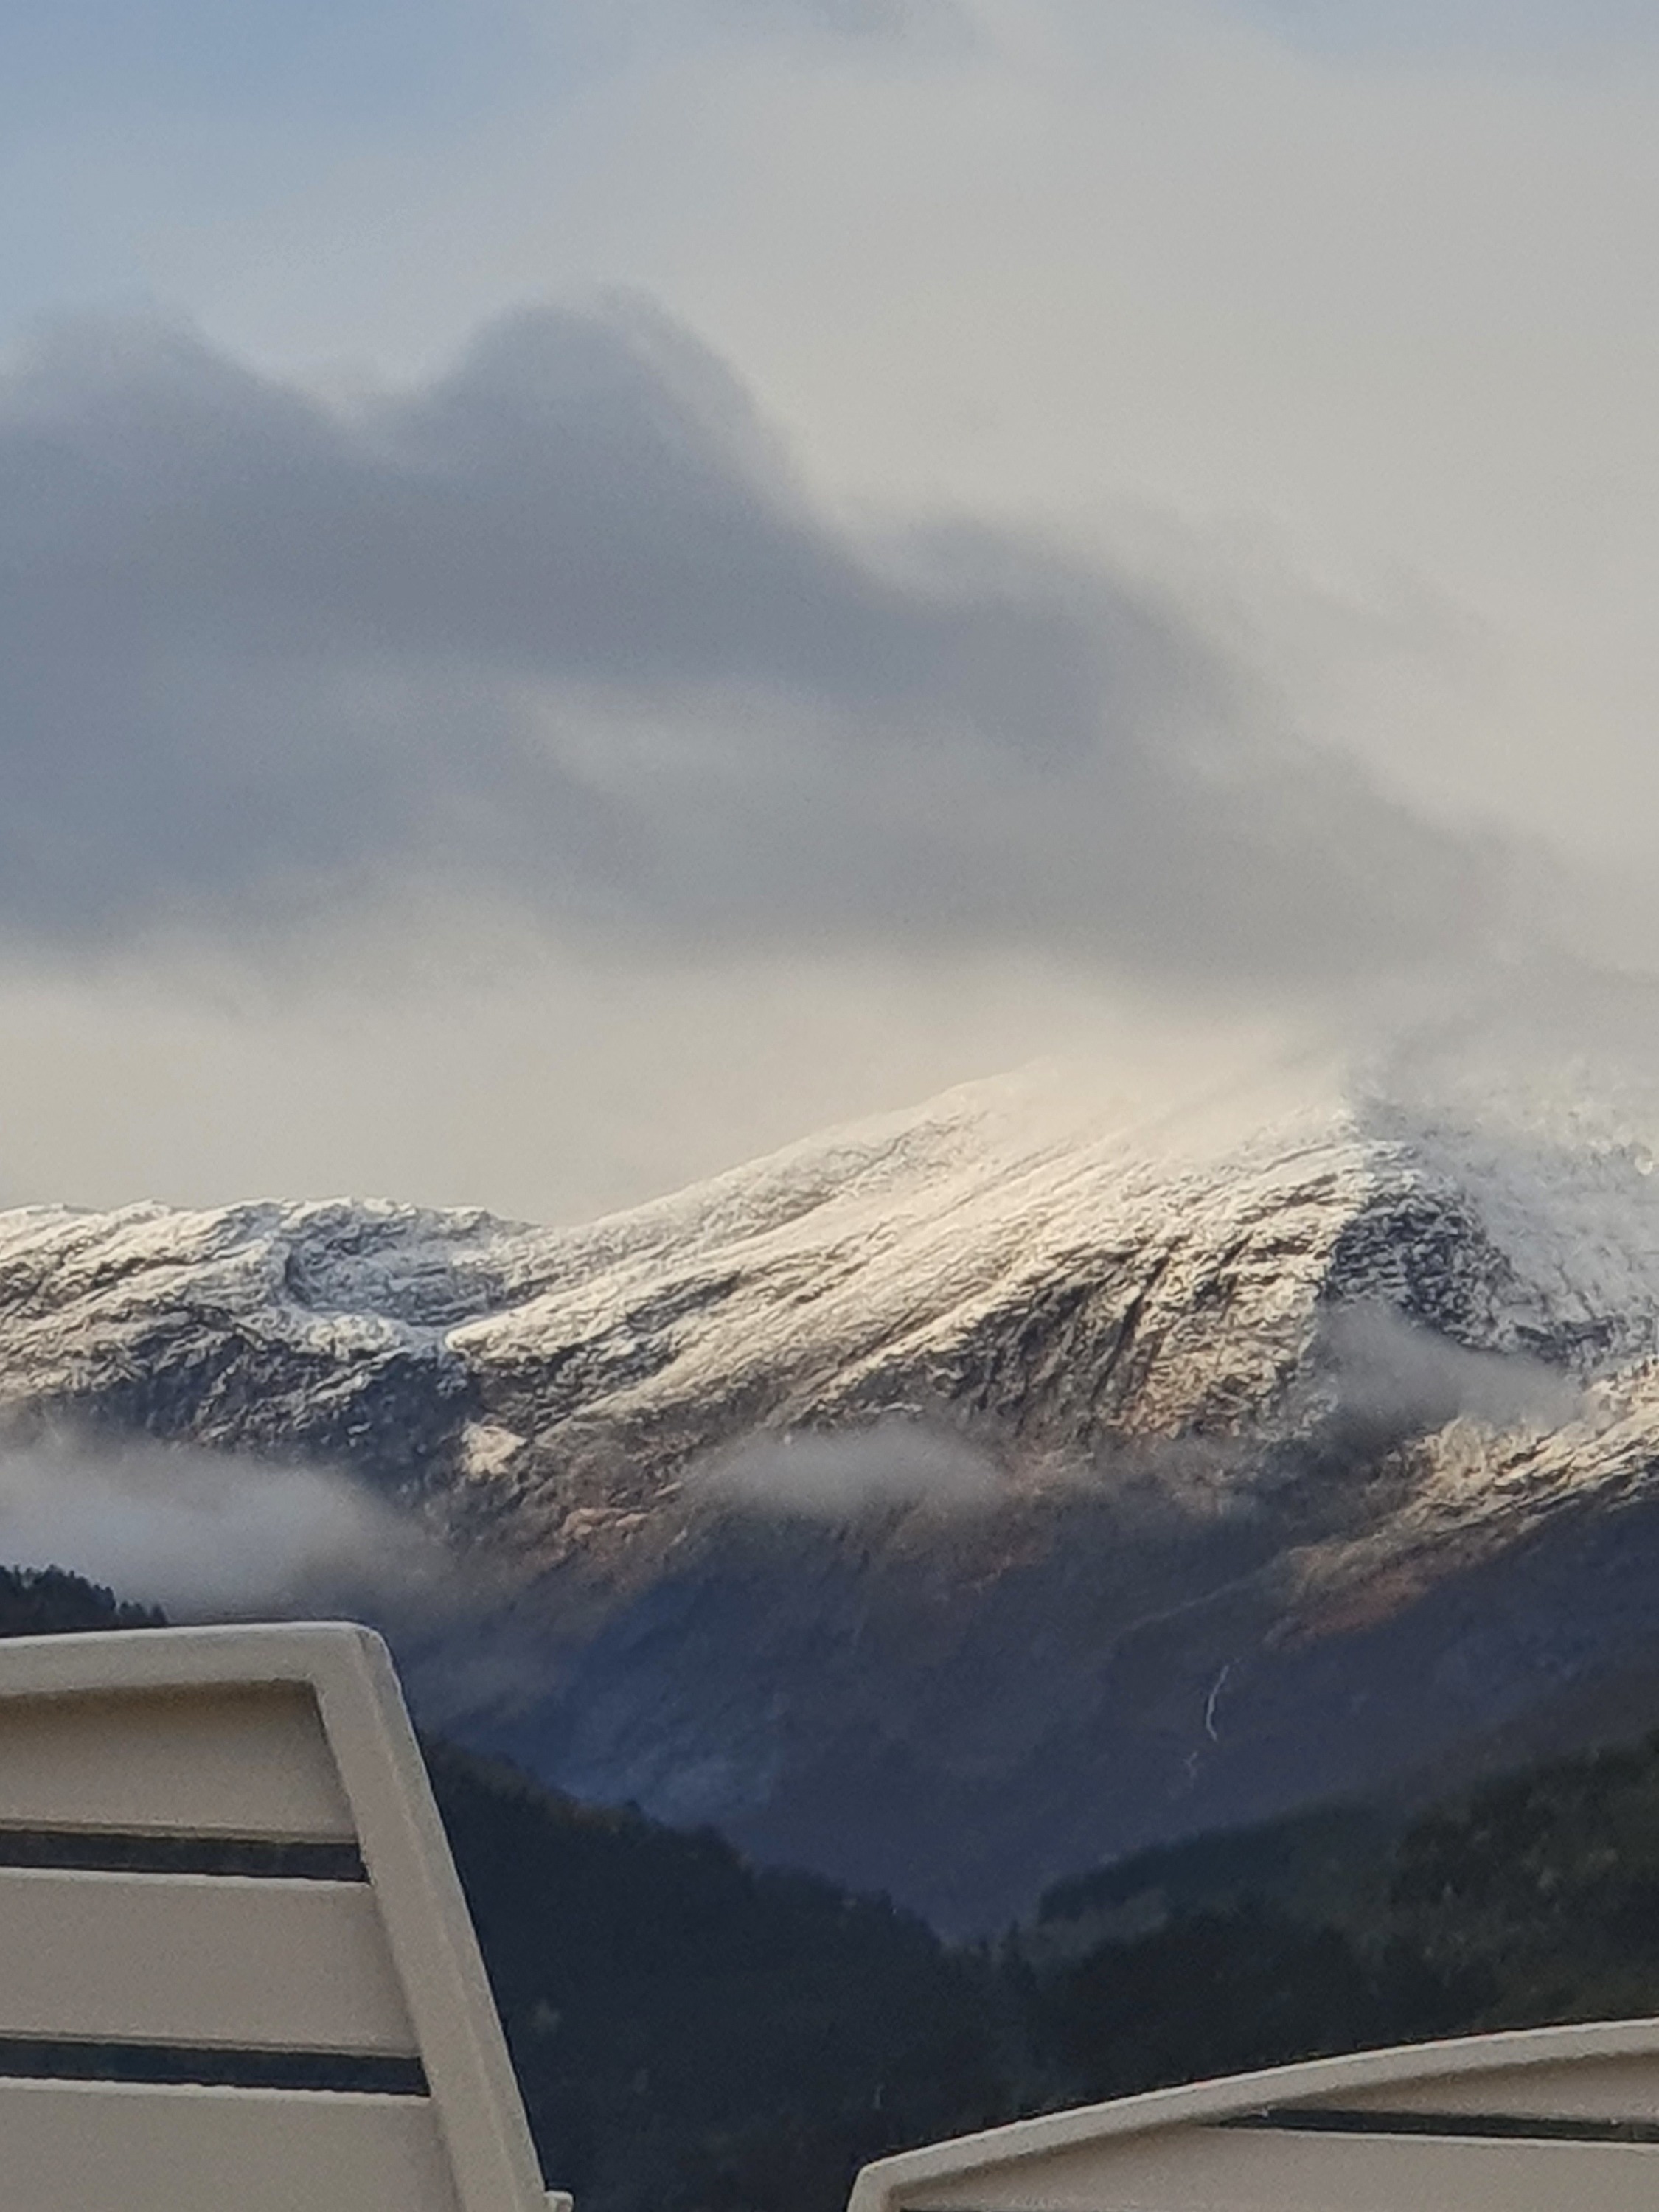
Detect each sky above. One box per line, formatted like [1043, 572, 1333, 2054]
[5, 0, 1659, 1222]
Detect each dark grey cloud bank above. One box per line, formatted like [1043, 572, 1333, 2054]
[0, 298, 1492, 985]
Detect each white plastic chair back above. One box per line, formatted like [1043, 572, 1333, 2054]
[0, 1621, 553, 2212]
[849, 2016, 1659, 2212]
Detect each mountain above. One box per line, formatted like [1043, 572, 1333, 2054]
[10, 1065, 1659, 1926]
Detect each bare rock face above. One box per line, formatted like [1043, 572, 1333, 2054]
[7, 1068, 1659, 1927]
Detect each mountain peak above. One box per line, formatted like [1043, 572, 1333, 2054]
[8, 1061, 1659, 1926]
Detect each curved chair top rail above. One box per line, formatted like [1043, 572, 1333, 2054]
[851, 2016, 1659, 2212]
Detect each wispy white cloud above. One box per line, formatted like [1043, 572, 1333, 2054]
[700, 1420, 1004, 1518]
[0, 1428, 448, 1618]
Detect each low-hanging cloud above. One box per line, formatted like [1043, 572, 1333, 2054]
[700, 1419, 1005, 1518]
[0, 1430, 451, 1619]
[1323, 1301, 1585, 1436]
[0, 295, 1495, 992]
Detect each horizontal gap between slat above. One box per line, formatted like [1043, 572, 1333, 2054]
[1217, 2106, 1659, 2145]
[0, 2038, 426, 2096]
[0, 1830, 365, 1880]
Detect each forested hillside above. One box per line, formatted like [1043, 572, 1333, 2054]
[1018, 1736, 1659, 2114]
[0, 1562, 162, 1636]
[426, 1741, 1015, 2212]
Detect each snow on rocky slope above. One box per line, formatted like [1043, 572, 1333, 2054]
[7, 1065, 1659, 1924]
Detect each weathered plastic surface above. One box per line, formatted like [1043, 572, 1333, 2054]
[849, 2017, 1659, 2212]
[0, 1623, 554, 2212]
[0, 2076, 462, 2212]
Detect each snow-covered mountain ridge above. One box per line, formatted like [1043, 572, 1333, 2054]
[4, 1068, 1657, 1506]
[10, 1068, 1659, 1925]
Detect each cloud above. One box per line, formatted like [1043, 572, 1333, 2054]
[700, 1419, 1004, 1517]
[1237, 0, 1659, 64]
[0, 1428, 451, 1618]
[1322, 1301, 1583, 1436]
[0, 0, 529, 131]
[714, 0, 969, 42]
[0, 296, 1495, 992]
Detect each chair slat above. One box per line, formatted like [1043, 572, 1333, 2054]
[904, 2122, 1659, 2212]
[0, 1865, 417, 2053]
[0, 2076, 459, 2212]
[0, 1685, 353, 1839]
